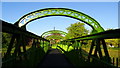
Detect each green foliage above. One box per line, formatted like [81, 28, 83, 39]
[106, 28, 114, 31]
[42, 30, 67, 37]
[2, 32, 12, 48]
[57, 44, 74, 52]
[65, 22, 89, 39]
[46, 35, 64, 40]
[105, 28, 119, 47]
[105, 39, 119, 48]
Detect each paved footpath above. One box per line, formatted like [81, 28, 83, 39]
[38, 49, 75, 68]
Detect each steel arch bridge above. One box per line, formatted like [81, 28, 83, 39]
[41, 30, 67, 38]
[41, 30, 67, 44]
[2, 8, 120, 68]
[14, 8, 104, 33]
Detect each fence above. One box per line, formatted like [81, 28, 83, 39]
[59, 28, 120, 68]
[111, 57, 119, 67]
[1, 20, 50, 68]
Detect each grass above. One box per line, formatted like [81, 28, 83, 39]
[82, 47, 119, 58]
[56, 44, 120, 67]
[82, 47, 120, 67]
[53, 44, 119, 58]
[56, 44, 74, 52]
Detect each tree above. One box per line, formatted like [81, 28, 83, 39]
[105, 39, 119, 48]
[65, 22, 89, 39]
[46, 33, 64, 44]
[2, 32, 12, 48]
[105, 28, 120, 48]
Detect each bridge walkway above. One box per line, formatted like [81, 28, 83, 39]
[37, 48, 75, 68]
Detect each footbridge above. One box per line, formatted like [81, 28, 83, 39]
[1, 8, 120, 68]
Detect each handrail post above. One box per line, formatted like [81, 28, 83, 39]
[116, 58, 118, 67]
[5, 35, 16, 57]
[96, 39, 103, 59]
[113, 57, 115, 65]
[88, 40, 95, 62]
[101, 39, 111, 63]
[13, 35, 22, 57]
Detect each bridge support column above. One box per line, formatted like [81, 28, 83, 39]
[21, 35, 27, 52]
[5, 35, 16, 57]
[32, 39, 37, 48]
[88, 40, 95, 61]
[101, 39, 110, 57]
[13, 35, 22, 56]
[88, 39, 103, 60]
[101, 39, 111, 63]
[92, 39, 103, 58]
[43, 40, 44, 48]
[96, 39, 103, 59]
[88, 39, 111, 63]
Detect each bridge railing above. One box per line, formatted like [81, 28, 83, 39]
[1, 20, 50, 68]
[59, 28, 120, 68]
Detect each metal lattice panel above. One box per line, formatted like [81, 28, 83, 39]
[15, 8, 104, 33]
[41, 30, 67, 38]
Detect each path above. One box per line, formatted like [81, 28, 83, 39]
[38, 48, 75, 68]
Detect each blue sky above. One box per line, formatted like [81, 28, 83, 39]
[1, 2, 118, 36]
[1, 0, 119, 2]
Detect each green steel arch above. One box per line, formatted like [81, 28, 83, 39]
[45, 35, 64, 40]
[41, 30, 67, 38]
[15, 8, 104, 33]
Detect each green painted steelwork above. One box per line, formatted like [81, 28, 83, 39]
[1, 19, 119, 68]
[59, 29, 120, 68]
[41, 30, 67, 38]
[1, 20, 50, 68]
[15, 8, 104, 33]
[61, 29, 120, 42]
[3, 8, 119, 68]
[46, 35, 64, 40]
[2, 20, 48, 41]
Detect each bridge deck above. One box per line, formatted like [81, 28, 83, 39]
[37, 48, 75, 68]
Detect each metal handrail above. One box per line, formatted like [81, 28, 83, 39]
[61, 29, 120, 42]
[1, 20, 50, 66]
[1, 20, 49, 41]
